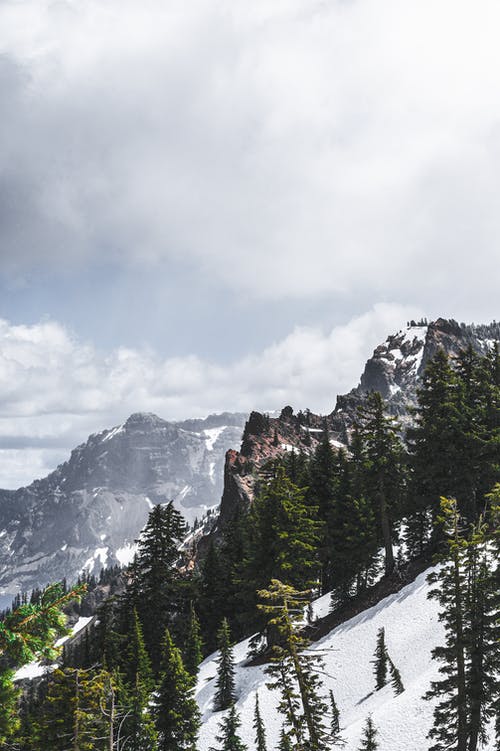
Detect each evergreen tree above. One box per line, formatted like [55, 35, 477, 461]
[134, 502, 188, 670]
[329, 689, 340, 738]
[278, 727, 293, 750]
[258, 579, 331, 750]
[0, 670, 20, 745]
[121, 609, 158, 751]
[423, 497, 500, 751]
[184, 601, 204, 677]
[358, 715, 378, 751]
[372, 627, 389, 691]
[153, 628, 200, 751]
[212, 704, 248, 751]
[214, 619, 236, 711]
[388, 657, 405, 696]
[253, 693, 267, 751]
[357, 392, 405, 575]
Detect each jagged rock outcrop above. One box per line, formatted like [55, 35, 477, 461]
[212, 318, 500, 537]
[0, 411, 246, 604]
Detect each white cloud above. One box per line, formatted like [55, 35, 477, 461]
[0, 0, 499, 317]
[0, 303, 419, 487]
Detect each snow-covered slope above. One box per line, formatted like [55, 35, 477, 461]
[196, 568, 496, 751]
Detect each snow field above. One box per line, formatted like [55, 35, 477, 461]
[196, 568, 496, 751]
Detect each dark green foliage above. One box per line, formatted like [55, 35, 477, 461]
[388, 657, 405, 696]
[253, 693, 267, 751]
[212, 704, 248, 751]
[329, 689, 340, 738]
[214, 619, 236, 711]
[0, 670, 20, 745]
[356, 392, 405, 575]
[372, 627, 388, 691]
[278, 726, 293, 750]
[153, 628, 200, 751]
[358, 715, 378, 751]
[184, 601, 204, 677]
[425, 497, 500, 751]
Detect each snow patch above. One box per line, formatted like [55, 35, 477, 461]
[115, 542, 138, 566]
[203, 426, 227, 451]
[102, 424, 125, 442]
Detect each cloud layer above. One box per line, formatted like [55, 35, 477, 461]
[0, 303, 419, 487]
[0, 0, 499, 318]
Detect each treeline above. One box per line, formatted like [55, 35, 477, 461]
[0, 344, 498, 750]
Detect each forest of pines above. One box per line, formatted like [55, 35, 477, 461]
[0, 344, 498, 750]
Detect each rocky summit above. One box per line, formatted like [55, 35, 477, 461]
[0, 411, 246, 604]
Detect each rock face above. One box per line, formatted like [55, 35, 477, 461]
[0, 411, 246, 603]
[213, 318, 500, 538]
[330, 318, 500, 436]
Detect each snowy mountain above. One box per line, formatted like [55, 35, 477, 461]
[0, 411, 246, 605]
[195, 566, 496, 751]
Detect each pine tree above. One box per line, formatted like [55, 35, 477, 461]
[212, 704, 248, 751]
[214, 619, 236, 711]
[153, 628, 200, 751]
[253, 693, 267, 751]
[0, 670, 20, 745]
[329, 689, 340, 738]
[277, 727, 293, 750]
[356, 392, 405, 575]
[358, 715, 378, 751]
[424, 498, 469, 751]
[372, 627, 389, 690]
[121, 609, 158, 751]
[388, 657, 405, 695]
[134, 502, 188, 670]
[258, 579, 331, 750]
[184, 601, 204, 677]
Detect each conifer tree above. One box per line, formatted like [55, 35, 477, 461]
[153, 628, 200, 751]
[329, 689, 341, 739]
[358, 715, 378, 751]
[212, 704, 248, 751]
[388, 657, 405, 695]
[278, 727, 293, 751]
[253, 693, 267, 751]
[184, 601, 204, 677]
[357, 392, 405, 575]
[372, 627, 389, 691]
[258, 579, 331, 750]
[121, 609, 158, 751]
[134, 502, 188, 670]
[214, 618, 236, 711]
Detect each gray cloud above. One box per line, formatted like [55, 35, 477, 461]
[0, 303, 420, 487]
[0, 0, 498, 318]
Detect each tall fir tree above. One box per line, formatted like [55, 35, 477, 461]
[372, 627, 389, 691]
[253, 693, 267, 751]
[258, 579, 331, 750]
[153, 628, 200, 751]
[214, 619, 236, 711]
[212, 704, 248, 751]
[358, 715, 378, 751]
[356, 392, 405, 575]
[184, 601, 204, 677]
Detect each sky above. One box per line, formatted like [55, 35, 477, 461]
[0, 0, 499, 487]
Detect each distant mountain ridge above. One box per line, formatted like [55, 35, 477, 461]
[0, 411, 246, 604]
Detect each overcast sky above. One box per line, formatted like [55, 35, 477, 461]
[0, 0, 499, 487]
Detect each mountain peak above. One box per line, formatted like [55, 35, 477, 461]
[124, 412, 167, 429]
